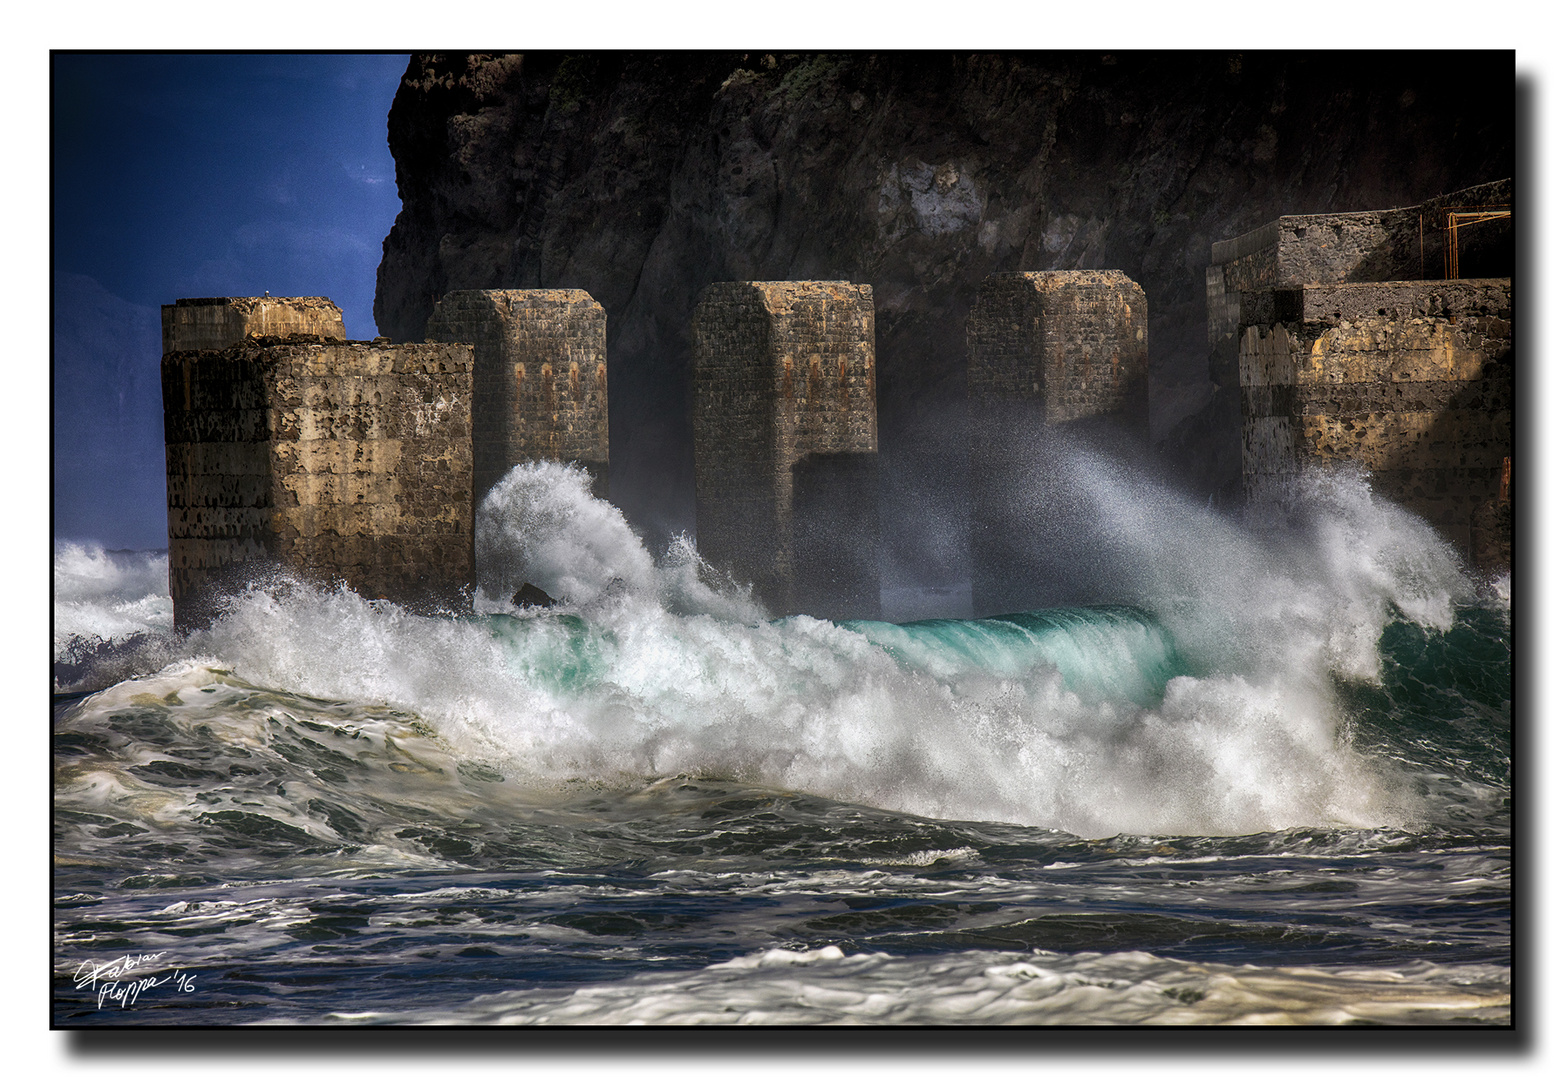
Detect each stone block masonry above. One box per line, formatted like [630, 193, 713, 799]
[1206, 180, 1512, 347]
[967, 271, 1149, 428]
[691, 281, 879, 619]
[425, 289, 609, 506]
[162, 295, 347, 353]
[966, 270, 1148, 616]
[162, 297, 474, 630]
[1239, 279, 1512, 556]
[1209, 180, 1513, 563]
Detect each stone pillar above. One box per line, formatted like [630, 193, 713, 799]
[162, 297, 474, 630]
[425, 289, 609, 506]
[967, 271, 1149, 429]
[966, 270, 1148, 616]
[1203, 179, 1513, 517]
[1238, 280, 1513, 557]
[691, 281, 879, 619]
[162, 295, 347, 353]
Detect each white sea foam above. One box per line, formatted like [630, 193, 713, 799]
[323, 946, 1510, 1026]
[474, 461, 767, 623]
[111, 457, 1485, 838]
[1057, 455, 1474, 685]
[52, 541, 172, 650]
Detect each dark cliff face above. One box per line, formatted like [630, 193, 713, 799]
[375, 51, 1513, 583]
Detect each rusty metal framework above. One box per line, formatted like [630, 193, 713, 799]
[1420, 206, 1511, 279]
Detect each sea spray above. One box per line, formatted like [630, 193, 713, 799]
[52, 457, 1511, 1026]
[53, 541, 177, 693]
[474, 461, 767, 623]
[475, 462, 658, 607]
[181, 581, 1380, 834]
[53, 541, 172, 648]
[55, 458, 1497, 837]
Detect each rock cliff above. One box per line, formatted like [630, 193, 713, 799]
[375, 52, 1513, 585]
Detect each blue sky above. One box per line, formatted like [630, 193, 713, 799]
[54, 53, 408, 338]
[52, 53, 410, 547]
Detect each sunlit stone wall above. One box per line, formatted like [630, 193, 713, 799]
[162, 297, 474, 629]
[426, 289, 609, 507]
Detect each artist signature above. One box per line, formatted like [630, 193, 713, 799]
[71, 952, 196, 1009]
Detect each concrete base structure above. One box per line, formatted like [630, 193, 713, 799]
[966, 270, 1149, 616]
[1238, 280, 1512, 555]
[691, 281, 879, 619]
[162, 298, 474, 630]
[1208, 180, 1513, 563]
[1206, 179, 1513, 348]
[425, 289, 609, 506]
[967, 271, 1149, 429]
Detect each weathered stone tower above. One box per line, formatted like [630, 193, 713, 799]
[967, 271, 1149, 430]
[424, 289, 609, 506]
[1207, 179, 1513, 565]
[162, 296, 475, 630]
[691, 281, 879, 619]
[966, 270, 1149, 616]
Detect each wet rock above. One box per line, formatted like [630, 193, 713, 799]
[512, 582, 557, 608]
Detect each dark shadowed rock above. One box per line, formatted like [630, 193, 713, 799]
[375, 52, 1513, 587]
[512, 582, 557, 608]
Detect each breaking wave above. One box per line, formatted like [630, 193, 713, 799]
[52, 459, 1507, 840]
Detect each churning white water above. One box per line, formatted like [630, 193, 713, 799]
[52, 456, 1512, 1027]
[53, 541, 172, 650]
[55, 458, 1488, 839]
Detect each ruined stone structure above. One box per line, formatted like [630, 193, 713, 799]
[162, 294, 347, 354]
[424, 289, 609, 506]
[377, 53, 1512, 566]
[966, 270, 1149, 616]
[1208, 181, 1513, 562]
[691, 281, 879, 619]
[967, 271, 1148, 426]
[162, 297, 474, 630]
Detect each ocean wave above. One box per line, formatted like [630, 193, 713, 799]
[53, 541, 177, 694]
[54, 457, 1510, 839]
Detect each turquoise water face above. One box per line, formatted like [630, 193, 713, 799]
[482, 612, 610, 695]
[1340, 603, 1512, 826]
[849, 606, 1191, 710]
[51, 601, 1511, 887]
[475, 603, 1190, 708]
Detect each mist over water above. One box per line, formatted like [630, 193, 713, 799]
[54, 542, 172, 646]
[53, 542, 177, 691]
[55, 455, 1504, 839]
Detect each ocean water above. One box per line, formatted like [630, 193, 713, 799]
[52, 460, 1511, 1026]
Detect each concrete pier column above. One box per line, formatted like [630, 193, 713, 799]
[1206, 180, 1513, 561]
[966, 270, 1148, 616]
[161, 296, 474, 630]
[691, 281, 879, 619]
[1236, 280, 1512, 554]
[425, 289, 609, 506]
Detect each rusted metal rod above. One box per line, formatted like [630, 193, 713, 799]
[1443, 208, 1511, 278]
